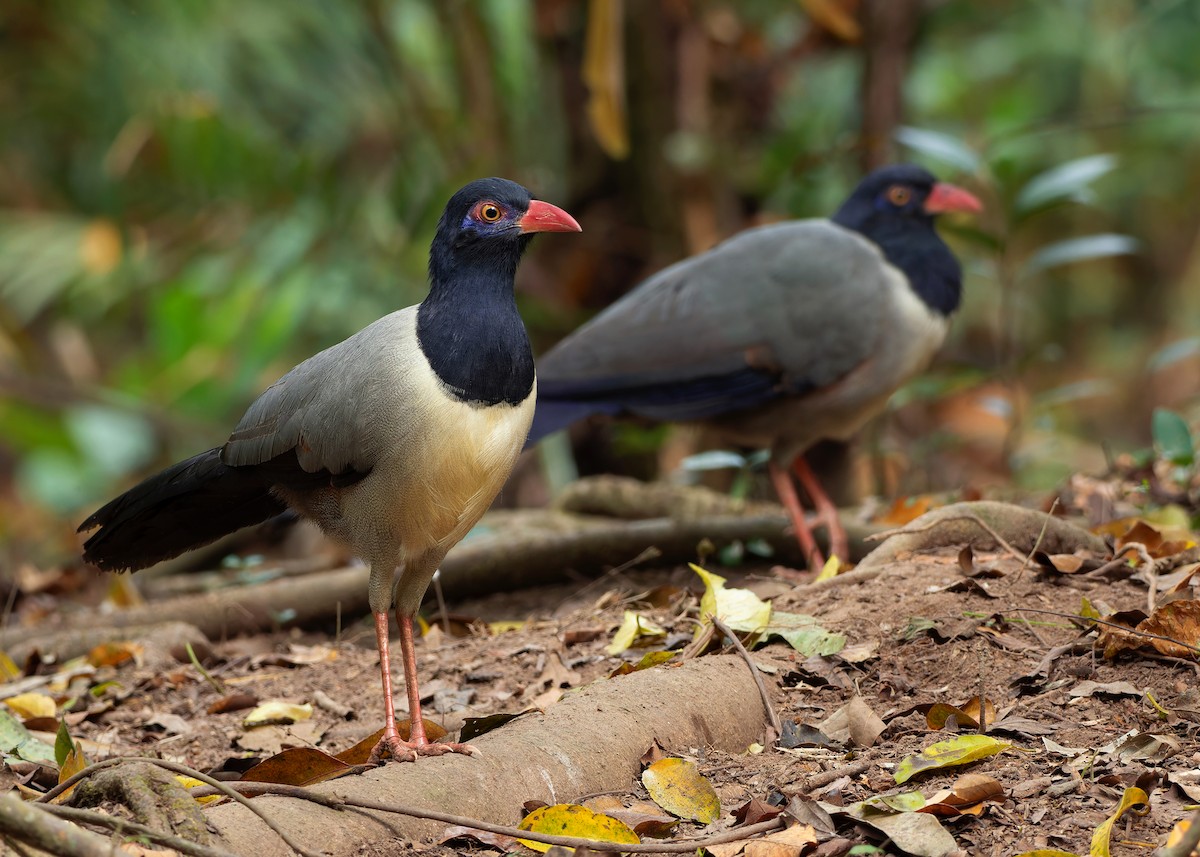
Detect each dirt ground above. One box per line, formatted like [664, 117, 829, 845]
[8, 514, 1199, 857]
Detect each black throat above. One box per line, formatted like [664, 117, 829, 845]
[417, 253, 535, 407]
[833, 210, 963, 317]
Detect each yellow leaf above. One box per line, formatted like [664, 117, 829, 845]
[1090, 786, 1149, 857]
[243, 701, 312, 727]
[582, 0, 629, 159]
[606, 610, 667, 655]
[57, 740, 88, 801]
[894, 734, 1010, 783]
[0, 650, 20, 681]
[5, 693, 56, 720]
[814, 554, 840, 582]
[641, 757, 721, 824]
[175, 775, 222, 805]
[1011, 851, 1078, 857]
[690, 564, 771, 638]
[518, 804, 639, 853]
[488, 621, 525, 634]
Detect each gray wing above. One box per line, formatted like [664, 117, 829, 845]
[535, 220, 891, 417]
[222, 308, 417, 477]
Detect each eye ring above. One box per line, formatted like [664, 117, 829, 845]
[886, 185, 912, 206]
[477, 201, 504, 223]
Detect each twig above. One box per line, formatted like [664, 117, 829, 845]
[0, 793, 115, 857]
[1156, 807, 1200, 856]
[712, 617, 783, 743]
[1013, 497, 1058, 584]
[801, 759, 870, 792]
[40, 803, 239, 857]
[190, 780, 785, 853]
[37, 756, 323, 857]
[1003, 607, 1200, 657]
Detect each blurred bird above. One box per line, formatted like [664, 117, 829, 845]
[79, 178, 581, 762]
[527, 165, 980, 569]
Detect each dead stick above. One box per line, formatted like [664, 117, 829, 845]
[40, 804, 238, 857]
[713, 617, 782, 742]
[0, 792, 116, 857]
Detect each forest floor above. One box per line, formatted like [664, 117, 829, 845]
[3, 474, 1200, 857]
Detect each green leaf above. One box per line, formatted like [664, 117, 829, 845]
[0, 709, 56, 765]
[1024, 233, 1139, 275]
[1014, 154, 1117, 214]
[894, 734, 1010, 783]
[1152, 408, 1194, 466]
[55, 720, 72, 768]
[764, 612, 846, 656]
[894, 127, 981, 173]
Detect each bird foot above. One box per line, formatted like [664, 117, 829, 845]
[368, 734, 480, 764]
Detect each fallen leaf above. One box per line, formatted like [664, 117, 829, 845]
[4, 693, 56, 720]
[1110, 731, 1180, 763]
[813, 555, 840, 582]
[1139, 599, 1200, 658]
[563, 628, 605, 646]
[819, 696, 885, 748]
[894, 734, 1011, 784]
[606, 610, 667, 655]
[1090, 786, 1149, 857]
[732, 797, 784, 827]
[877, 495, 935, 526]
[459, 711, 529, 742]
[764, 612, 846, 657]
[1069, 680, 1141, 699]
[609, 651, 675, 677]
[334, 719, 447, 764]
[835, 799, 957, 857]
[0, 710, 56, 764]
[642, 757, 721, 823]
[144, 713, 190, 736]
[207, 692, 258, 715]
[86, 641, 140, 668]
[440, 825, 522, 851]
[582, 796, 677, 836]
[240, 747, 352, 786]
[234, 721, 323, 755]
[518, 804, 639, 853]
[175, 775, 222, 805]
[691, 564, 771, 638]
[244, 701, 313, 727]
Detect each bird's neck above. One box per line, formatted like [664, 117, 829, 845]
[840, 215, 963, 317]
[417, 264, 534, 407]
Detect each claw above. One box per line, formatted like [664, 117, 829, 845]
[368, 734, 478, 764]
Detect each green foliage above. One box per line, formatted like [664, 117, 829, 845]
[1152, 408, 1194, 468]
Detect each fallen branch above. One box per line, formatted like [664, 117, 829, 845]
[0, 792, 115, 857]
[51, 509, 880, 644]
[205, 653, 765, 856]
[0, 620, 208, 671]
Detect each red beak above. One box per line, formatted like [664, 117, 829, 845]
[924, 182, 983, 215]
[518, 200, 582, 234]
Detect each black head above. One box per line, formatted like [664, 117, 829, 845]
[429, 177, 580, 287]
[831, 164, 981, 316]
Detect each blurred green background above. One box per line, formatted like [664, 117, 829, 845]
[4, 0, 1200, 567]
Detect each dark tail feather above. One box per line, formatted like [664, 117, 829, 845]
[525, 399, 622, 448]
[78, 447, 287, 572]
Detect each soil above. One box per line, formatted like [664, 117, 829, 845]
[13, 531, 1199, 857]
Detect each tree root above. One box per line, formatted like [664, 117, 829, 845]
[69, 761, 211, 846]
[855, 501, 1106, 574]
[0, 620, 207, 671]
[205, 653, 766, 856]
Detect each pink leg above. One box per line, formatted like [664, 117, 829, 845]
[768, 460, 825, 571]
[369, 610, 476, 763]
[792, 456, 849, 562]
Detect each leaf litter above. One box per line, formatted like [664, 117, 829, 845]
[9, 493, 1200, 855]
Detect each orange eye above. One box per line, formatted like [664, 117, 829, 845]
[477, 202, 503, 223]
[886, 185, 912, 206]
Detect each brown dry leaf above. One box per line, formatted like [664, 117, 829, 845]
[732, 797, 785, 827]
[1096, 609, 1150, 659]
[919, 773, 1005, 816]
[642, 758, 721, 824]
[86, 641, 140, 668]
[440, 825, 521, 851]
[818, 696, 885, 748]
[640, 740, 669, 766]
[234, 721, 323, 755]
[1140, 599, 1200, 658]
[563, 628, 605, 646]
[207, 692, 258, 715]
[744, 823, 818, 857]
[334, 719, 447, 764]
[877, 494, 936, 526]
[961, 696, 996, 728]
[581, 0, 629, 159]
[240, 747, 352, 786]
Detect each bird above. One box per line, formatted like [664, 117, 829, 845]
[526, 164, 980, 570]
[78, 178, 581, 762]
